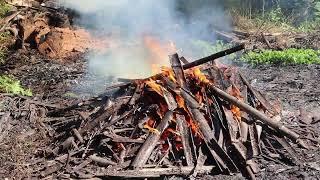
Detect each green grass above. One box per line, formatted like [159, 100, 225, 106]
[241, 49, 320, 65]
[0, 75, 32, 96]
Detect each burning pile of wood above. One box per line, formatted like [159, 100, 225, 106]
[42, 45, 308, 179]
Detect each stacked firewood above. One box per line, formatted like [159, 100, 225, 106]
[40, 45, 309, 179]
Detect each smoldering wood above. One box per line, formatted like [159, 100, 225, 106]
[191, 148, 207, 178]
[131, 111, 173, 169]
[170, 53, 187, 89]
[20, 42, 315, 179]
[164, 77, 238, 172]
[240, 86, 249, 142]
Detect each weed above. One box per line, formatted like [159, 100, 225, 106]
[241, 49, 320, 65]
[0, 75, 32, 96]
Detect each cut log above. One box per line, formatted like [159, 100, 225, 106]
[131, 111, 173, 169]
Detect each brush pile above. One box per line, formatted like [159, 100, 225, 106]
[26, 45, 312, 179]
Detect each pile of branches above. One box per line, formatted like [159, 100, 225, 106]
[32, 45, 312, 179]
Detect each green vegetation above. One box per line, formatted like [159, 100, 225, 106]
[0, 0, 12, 64]
[225, 0, 320, 32]
[241, 49, 320, 65]
[0, 75, 32, 96]
[0, 0, 11, 18]
[0, 31, 10, 64]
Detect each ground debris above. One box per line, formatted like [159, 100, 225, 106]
[1, 47, 317, 179]
[1, 2, 107, 60]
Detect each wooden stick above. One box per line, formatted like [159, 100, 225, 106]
[180, 56, 190, 64]
[164, 78, 238, 172]
[176, 114, 194, 166]
[89, 154, 117, 166]
[131, 111, 173, 169]
[170, 53, 187, 89]
[209, 85, 308, 149]
[239, 72, 276, 115]
[96, 166, 214, 177]
[182, 44, 245, 70]
[261, 32, 272, 49]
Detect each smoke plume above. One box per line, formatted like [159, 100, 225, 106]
[59, 0, 230, 92]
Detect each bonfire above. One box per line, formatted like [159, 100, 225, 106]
[37, 44, 311, 179]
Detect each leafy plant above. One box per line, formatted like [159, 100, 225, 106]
[241, 48, 320, 65]
[0, 75, 32, 96]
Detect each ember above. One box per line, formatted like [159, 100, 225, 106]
[35, 44, 312, 179]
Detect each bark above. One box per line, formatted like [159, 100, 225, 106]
[131, 111, 173, 169]
[182, 44, 245, 70]
[209, 85, 308, 149]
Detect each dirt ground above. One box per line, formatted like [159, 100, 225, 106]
[242, 65, 320, 180]
[0, 48, 319, 179]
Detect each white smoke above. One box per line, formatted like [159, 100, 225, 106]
[60, 0, 230, 93]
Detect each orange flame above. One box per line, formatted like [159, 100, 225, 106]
[143, 36, 177, 75]
[227, 85, 243, 121]
[161, 66, 176, 83]
[193, 68, 210, 84]
[145, 78, 163, 96]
